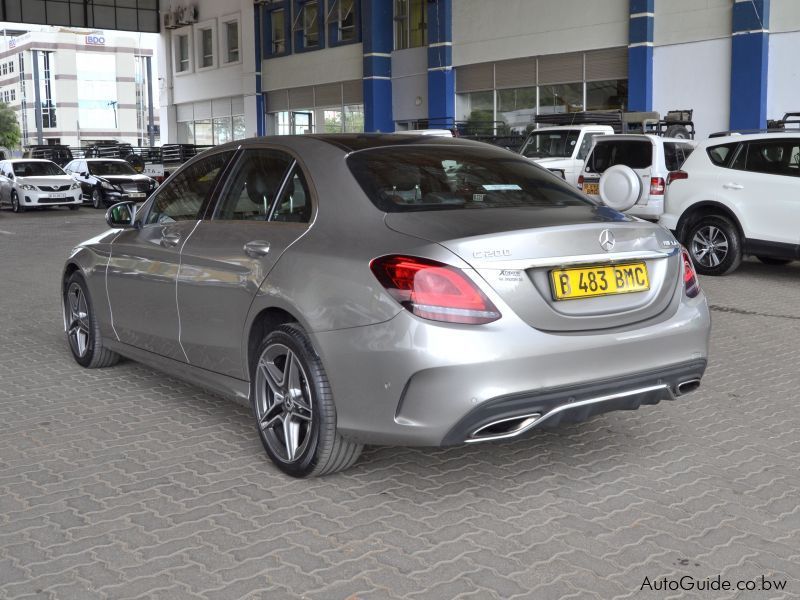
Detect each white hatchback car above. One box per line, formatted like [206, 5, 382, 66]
[660, 133, 799, 275]
[579, 134, 696, 220]
[0, 159, 82, 213]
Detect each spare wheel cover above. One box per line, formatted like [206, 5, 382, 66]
[599, 164, 642, 211]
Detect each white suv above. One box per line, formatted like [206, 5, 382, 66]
[579, 134, 696, 220]
[520, 124, 615, 187]
[660, 133, 799, 275]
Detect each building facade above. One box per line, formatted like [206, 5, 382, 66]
[0, 26, 159, 148]
[158, 0, 255, 147]
[158, 0, 800, 142]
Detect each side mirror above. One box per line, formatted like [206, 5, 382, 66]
[106, 201, 138, 229]
[81, 172, 89, 177]
[8, 173, 14, 180]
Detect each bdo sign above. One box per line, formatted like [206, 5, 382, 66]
[85, 35, 106, 45]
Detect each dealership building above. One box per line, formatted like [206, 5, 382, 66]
[0, 26, 159, 147]
[157, 0, 800, 143]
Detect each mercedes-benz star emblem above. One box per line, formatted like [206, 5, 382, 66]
[599, 229, 616, 252]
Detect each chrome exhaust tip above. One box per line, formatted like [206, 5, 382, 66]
[467, 413, 542, 443]
[675, 379, 701, 396]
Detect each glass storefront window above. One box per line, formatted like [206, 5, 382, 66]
[177, 122, 195, 144]
[233, 115, 246, 140]
[462, 91, 494, 135]
[194, 119, 213, 145]
[324, 109, 343, 133]
[344, 104, 364, 132]
[213, 117, 232, 145]
[586, 79, 628, 111]
[497, 86, 537, 133]
[538, 82, 584, 115]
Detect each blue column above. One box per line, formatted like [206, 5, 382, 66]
[362, 0, 393, 132]
[427, 0, 454, 128]
[254, 4, 265, 136]
[730, 0, 770, 131]
[627, 0, 654, 111]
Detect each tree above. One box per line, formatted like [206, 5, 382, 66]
[0, 102, 21, 149]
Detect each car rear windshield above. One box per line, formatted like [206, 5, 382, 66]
[12, 161, 65, 177]
[88, 161, 136, 176]
[585, 140, 652, 173]
[347, 146, 595, 213]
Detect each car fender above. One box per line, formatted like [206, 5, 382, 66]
[674, 199, 748, 243]
[61, 233, 118, 341]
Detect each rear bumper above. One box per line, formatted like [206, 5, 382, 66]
[311, 291, 710, 447]
[441, 359, 706, 445]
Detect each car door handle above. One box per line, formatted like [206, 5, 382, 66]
[244, 240, 271, 257]
[723, 183, 744, 190]
[160, 233, 181, 247]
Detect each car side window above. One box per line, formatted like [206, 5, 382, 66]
[707, 143, 739, 167]
[145, 151, 234, 225]
[270, 166, 312, 223]
[214, 149, 293, 221]
[742, 139, 800, 177]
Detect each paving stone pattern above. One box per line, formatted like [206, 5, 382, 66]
[1, 209, 798, 599]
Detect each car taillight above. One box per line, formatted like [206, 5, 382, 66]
[370, 255, 501, 325]
[650, 177, 666, 195]
[681, 247, 700, 298]
[667, 170, 688, 185]
[577, 175, 584, 190]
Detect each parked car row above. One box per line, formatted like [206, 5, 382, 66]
[0, 158, 158, 213]
[520, 127, 799, 275]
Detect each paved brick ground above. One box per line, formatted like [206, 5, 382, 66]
[1, 207, 798, 600]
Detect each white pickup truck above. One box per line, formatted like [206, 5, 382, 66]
[519, 124, 615, 188]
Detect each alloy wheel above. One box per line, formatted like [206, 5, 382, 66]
[254, 343, 314, 463]
[691, 225, 729, 268]
[66, 282, 91, 358]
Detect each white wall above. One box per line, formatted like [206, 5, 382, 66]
[653, 37, 731, 139]
[261, 43, 362, 91]
[767, 31, 800, 122]
[655, 0, 732, 46]
[392, 47, 427, 123]
[771, 0, 800, 33]
[452, 0, 628, 66]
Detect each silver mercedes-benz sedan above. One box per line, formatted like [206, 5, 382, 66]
[62, 134, 711, 477]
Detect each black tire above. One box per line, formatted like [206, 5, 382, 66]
[63, 272, 120, 369]
[664, 124, 690, 139]
[757, 256, 793, 266]
[91, 188, 104, 209]
[251, 323, 363, 478]
[11, 191, 24, 213]
[685, 215, 743, 276]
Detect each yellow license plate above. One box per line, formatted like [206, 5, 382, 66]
[583, 182, 599, 195]
[551, 262, 650, 300]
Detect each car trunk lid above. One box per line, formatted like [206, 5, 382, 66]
[385, 207, 681, 331]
